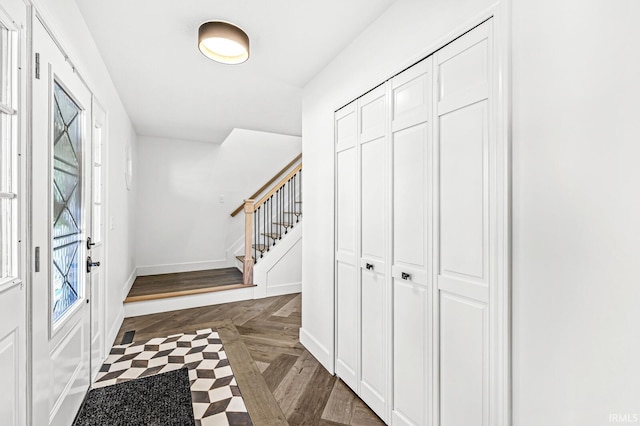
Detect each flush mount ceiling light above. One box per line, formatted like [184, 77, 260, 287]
[198, 21, 250, 65]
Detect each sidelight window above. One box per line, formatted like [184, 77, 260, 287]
[0, 19, 18, 285]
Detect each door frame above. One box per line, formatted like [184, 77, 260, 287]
[331, 1, 512, 424]
[26, 4, 108, 424]
[89, 95, 108, 380]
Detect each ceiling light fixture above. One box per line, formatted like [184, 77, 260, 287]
[198, 21, 250, 65]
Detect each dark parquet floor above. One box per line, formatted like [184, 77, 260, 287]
[114, 293, 385, 426]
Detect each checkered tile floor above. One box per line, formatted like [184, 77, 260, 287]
[94, 328, 253, 426]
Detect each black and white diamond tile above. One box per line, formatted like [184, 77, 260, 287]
[94, 328, 253, 426]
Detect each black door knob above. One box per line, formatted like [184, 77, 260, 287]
[87, 256, 101, 273]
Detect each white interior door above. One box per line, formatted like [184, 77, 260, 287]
[334, 101, 358, 390]
[89, 98, 106, 380]
[434, 20, 492, 426]
[31, 17, 92, 426]
[390, 57, 432, 426]
[358, 84, 389, 421]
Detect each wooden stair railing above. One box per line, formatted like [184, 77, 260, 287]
[236, 162, 302, 286]
[230, 153, 302, 218]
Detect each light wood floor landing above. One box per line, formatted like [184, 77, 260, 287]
[124, 267, 252, 303]
[114, 293, 385, 426]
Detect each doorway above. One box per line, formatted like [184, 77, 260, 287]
[30, 16, 103, 426]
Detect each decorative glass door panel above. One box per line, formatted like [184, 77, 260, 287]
[52, 81, 83, 324]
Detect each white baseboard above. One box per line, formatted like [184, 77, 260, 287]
[266, 282, 301, 297]
[124, 286, 255, 317]
[106, 306, 125, 349]
[136, 259, 228, 276]
[299, 327, 334, 374]
[122, 268, 137, 301]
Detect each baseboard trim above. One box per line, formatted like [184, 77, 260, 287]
[265, 282, 301, 297]
[299, 327, 333, 374]
[136, 259, 228, 276]
[106, 306, 125, 349]
[124, 286, 255, 318]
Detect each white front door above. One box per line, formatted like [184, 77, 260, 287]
[31, 17, 93, 426]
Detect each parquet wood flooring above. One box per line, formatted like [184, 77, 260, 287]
[114, 293, 385, 426]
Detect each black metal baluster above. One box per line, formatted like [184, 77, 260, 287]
[279, 187, 283, 238]
[264, 201, 268, 252]
[284, 180, 289, 234]
[295, 173, 299, 222]
[254, 206, 257, 264]
[270, 195, 275, 245]
[288, 178, 291, 226]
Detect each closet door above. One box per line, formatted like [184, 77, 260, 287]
[335, 102, 358, 390]
[390, 58, 432, 426]
[358, 84, 389, 420]
[434, 20, 493, 426]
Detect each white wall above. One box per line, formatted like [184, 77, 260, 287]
[301, 0, 494, 372]
[135, 129, 301, 274]
[512, 0, 640, 424]
[303, 0, 640, 423]
[31, 0, 138, 347]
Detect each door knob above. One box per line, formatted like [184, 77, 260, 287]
[87, 237, 96, 250]
[401, 272, 411, 280]
[365, 263, 374, 271]
[87, 256, 100, 273]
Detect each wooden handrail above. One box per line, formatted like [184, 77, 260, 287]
[230, 153, 302, 217]
[254, 164, 302, 209]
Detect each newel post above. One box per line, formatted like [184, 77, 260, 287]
[243, 199, 254, 285]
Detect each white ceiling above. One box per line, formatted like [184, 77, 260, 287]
[75, 0, 396, 143]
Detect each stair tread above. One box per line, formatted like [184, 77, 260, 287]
[261, 232, 281, 239]
[235, 255, 245, 262]
[284, 211, 302, 215]
[252, 244, 269, 252]
[273, 222, 293, 227]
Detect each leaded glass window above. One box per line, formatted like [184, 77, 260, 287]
[52, 82, 83, 323]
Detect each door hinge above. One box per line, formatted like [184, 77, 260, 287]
[35, 246, 40, 272]
[35, 53, 40, 79]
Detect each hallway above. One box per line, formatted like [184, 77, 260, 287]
[112, 293, 384, 425]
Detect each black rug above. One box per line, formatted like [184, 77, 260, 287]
[74, 368, 194, 426]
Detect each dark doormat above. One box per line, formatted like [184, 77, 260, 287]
[73, 368, 194, 426]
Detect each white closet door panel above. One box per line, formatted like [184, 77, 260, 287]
[359, 258, 385, 273]
[434, 20, 492, 426]
[335, 102, 359, 390]
[337, 148, 356, 254]
[393, 123, 428, 269]
[392, 60, 430, 132]
[360, 268, 387, 417]
[439, 293, 488, 426]
[359, 88, 386, 143]
[336, 262, 358, 389]
[391, 265, 427, 287]
[437, 24, 489, 106]
[393, 279, 428, 426]
[336, 108, 357, 149]
[438, 101, 488, 284]
[360, 136, 386, 261]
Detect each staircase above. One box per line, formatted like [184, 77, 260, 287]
[124, 155, 302, 317]
[231, 155, 303, 296]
